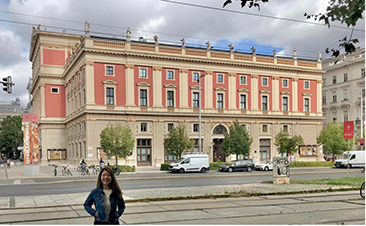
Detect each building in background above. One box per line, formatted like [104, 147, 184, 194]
[322, 47, 365, 144]
[28, 26, 324, 167]
[0, 98, 23, 121]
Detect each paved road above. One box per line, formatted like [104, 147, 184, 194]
[0, 171, 363, 197]
[0, 191, 364, 225]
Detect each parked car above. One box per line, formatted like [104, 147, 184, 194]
[169, 154, 210, 173]
[254, 160, 273, 171]
[334, 151, 365, 168]
[219, 160, 254, 172]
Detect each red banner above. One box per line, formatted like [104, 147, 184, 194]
[343, 121, 354, 139]
[22, 114, 39, 165]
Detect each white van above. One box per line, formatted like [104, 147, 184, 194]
[169, 154, 210, 173]
[334, 151, 365, 168]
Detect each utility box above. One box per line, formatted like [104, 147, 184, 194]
[273, 157, 290, 184]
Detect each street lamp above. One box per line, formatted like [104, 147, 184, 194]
[199, 74, 206, 154]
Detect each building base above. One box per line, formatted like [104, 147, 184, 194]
[273, 177, 290, 184]
[23, 164, 40, 176]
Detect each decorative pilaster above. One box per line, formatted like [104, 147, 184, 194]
[153, 66, 163, 107]
[272, 76, 280, 111]
[204, 71, 213, 109]
[40, 84, 46, 117]
[84, 61, 95, 106]
[292, 78, 298, 112]
[228, 72, 236, 110]
[317, 80, 323, 113]
[251, 74, 259, 110]
[125, 64, 135, 106]
[179, 69, 189, 108]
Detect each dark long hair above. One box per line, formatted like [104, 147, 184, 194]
[97, 167, 123, 199]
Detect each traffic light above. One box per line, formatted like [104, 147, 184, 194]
[2, 76, 13, 94]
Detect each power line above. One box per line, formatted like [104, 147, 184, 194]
[160, 0, 365, 32]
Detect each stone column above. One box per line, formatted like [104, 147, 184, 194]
[125, 64, 135, 106]
[179, 69, 189, 108]
[204, 71, 213, 109]
[84, 61, 95, 105]
[228, 72, 236, 110]
[251, 75, 259, 110]
[292, 78, 298, 112]
[272, 76, 280, 111]
[317, 80, 323, 113]
[153, 66, 163, 108]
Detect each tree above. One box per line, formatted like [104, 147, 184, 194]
[317, 121, 353, 159]
[0, 115, 23, 159]
[100, 124, 135, 165]
[222, 121, 253, 160]
[222, 0, 364, 57]
[164, 125, 194, 158]
[274, 130, 304, 157]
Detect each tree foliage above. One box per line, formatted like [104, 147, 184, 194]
[164, 125, 194, 158]
[274, 130, 304, 156]
[0, 115, 23, 158]
[222, 0, 364, 57]
[317, 121, 353, 158]
[100, 124, 135, 165]
[222, 121, 252, 159]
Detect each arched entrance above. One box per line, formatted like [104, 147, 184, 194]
[212, 125, 227, 162]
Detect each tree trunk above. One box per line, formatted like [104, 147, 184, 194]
[115, 157, 118, 166]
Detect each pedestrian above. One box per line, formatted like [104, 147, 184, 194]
[99, 158, 105, 168]
[6, 159, 10, 168]
[84, 167, 125, 225]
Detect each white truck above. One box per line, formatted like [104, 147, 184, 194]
[169, 153, 210, 173]
[334, 150, 365, 168]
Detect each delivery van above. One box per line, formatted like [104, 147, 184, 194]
[334, 150, 365, 168]
[169, 153, 210, 173]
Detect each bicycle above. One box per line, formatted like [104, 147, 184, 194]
[61, 165, 73, 176]
[50, 164, 58, 176]
[360, 167, 365, 198]
[81, 164, 90, 175]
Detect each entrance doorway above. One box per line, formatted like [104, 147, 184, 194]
[137, 139, 152, 166]
[213, 139, 225, 162]
[259, 139, 271, 162]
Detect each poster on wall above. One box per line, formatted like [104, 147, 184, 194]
[22, 114, 39, 165]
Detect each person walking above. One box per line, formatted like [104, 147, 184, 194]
[6, 159, 10, 168]
[84, 167, 125, 225]
[99, 158, 105, 168]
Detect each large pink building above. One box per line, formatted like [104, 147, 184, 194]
[29, 27, 324, 167]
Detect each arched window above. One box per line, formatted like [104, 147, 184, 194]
[213, 125, 227, 134]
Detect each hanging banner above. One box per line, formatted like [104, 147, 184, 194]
[343, 121, 354, 139]
[22, 114, 39, 165]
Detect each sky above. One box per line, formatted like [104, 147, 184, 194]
[0, 0, 364, 107]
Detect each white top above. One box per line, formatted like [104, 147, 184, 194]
[103, 189, 112, 219]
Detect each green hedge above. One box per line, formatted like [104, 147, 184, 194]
[289, 161, 334, 167]
[160, 163, 170, 171]
[106, 165, 135, 172]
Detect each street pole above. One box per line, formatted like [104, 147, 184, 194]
[199, 74, 205, 154]
[361, 92, 363, 151]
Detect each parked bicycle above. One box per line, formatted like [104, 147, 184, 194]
[49, 164, 58, 176]
[88, 164, 100, 175]
[112, 165, 120, 176]
[361, 167, 365, 199]
[61, 165, 73, 176]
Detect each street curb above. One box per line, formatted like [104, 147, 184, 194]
[0, 169, 361, 187]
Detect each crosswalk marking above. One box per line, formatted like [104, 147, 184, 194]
[13, 180, 21, 184]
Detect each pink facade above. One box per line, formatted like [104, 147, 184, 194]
[298, 79, 317, 113]
[258, 75, 272, 111]
[45, 85, 66, 117]
[162, 68, 180, 108]
[188, 70, 205, 108]
[236, 74, 251, 110]
[134, 66, 153, 107]
[43, 49, 66, 66]
[279, 77, 293, 111]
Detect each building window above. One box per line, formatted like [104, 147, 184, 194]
[192, 139, 203, 153]
[343, 110, 348, 122]
[106, 66, 114, 75]
[240, 94, 246, 110]
[168, 123, 174, 131]
[167, 91, 174, 107]
[262, 96, 268, 110]
[217, 93, 223, 109]
[362, 68, 365, 78]
[167, 70, 174, 80]
[282, 96, 288, 111]
[322, 95, 326, 104]
[259, 139, 270, 161]
[262, 77, 268, 86]
[304, 81, 310, 89]
[344, 73, 348, 82]
[193, 92, 199, 108]
[106, 87, 114, 105]
[283, 125, 288, 132]
[193, 124, 199, 132]
[262, 125, 268, 133]
[140, 89, 147, 106]
[282, 79, 288, 87]
[322, 78, 326, 87]
[343, 90, 348, 100]
[83, 89, 86, 104]
[51, 88, 59, 93]
[140, 68, 147, 78]
[217, 74, 223, 83]
[304, 98, 309, 112]
[332, 93, 337, 103]
[193, 72, 199, 81]
[240, 76, 246, 85]
[241, 124, 246, 130]
[332, 111, 337, 122]
[140, 123, 147, 132]
[333, 75, 337, 84]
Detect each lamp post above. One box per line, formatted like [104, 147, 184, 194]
[361, 91, 364, 151]
[199, 74, 206, 154]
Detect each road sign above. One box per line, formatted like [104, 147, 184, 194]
[343, 121, 354, 139]
[360, 138, 365, 146]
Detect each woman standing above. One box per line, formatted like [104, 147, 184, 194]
[84, 167, 126, 224]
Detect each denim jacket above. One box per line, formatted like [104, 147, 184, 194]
[84, 187, 126, 223]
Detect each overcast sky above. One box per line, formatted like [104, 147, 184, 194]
[0, 0, 364, 107]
